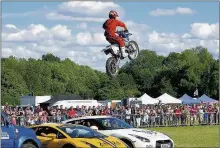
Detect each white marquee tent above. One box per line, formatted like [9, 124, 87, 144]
[156, 93, 182, 104]
[137, 93, 159, 105]
[52, 100, 103, 108]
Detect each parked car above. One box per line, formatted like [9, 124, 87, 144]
[1, 112, 41, 148]
[30, 123, 129, 148]
[63, 116, 174, 148]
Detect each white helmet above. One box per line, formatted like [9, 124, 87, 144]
[90, 126, 98, 131]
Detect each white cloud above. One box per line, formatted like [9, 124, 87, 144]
[147, 29, 219, 57]
[176, 7, 194, 14]
[46, 12, 106, 22]
[46, 1, 124, 22]
[148, 31, 180, 44]
[190, 23, 219, 39]
[5, 24, 17, 29]
[58, 1, 124, 17]
[75, 32, 108, 46]
[182, 33, 192, 39]
[2, 20, 219, 72]
[75, 32, 92, 45]
[76, 22, 88, 30]
[2, 24, 73, 42]
[2, 2, 124, 24]
[2, 45, 42, 59]
[51, 25, 72, 40]
[149, 7, 196, 16]
[2, 24, 109, 71]
[3, 24, 20, 34]
[120, 21, 150, 49]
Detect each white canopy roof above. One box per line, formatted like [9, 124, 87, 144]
[137, 93, 159, 105]
[52, 100, 103, 108]
[156, 93, 182, 104]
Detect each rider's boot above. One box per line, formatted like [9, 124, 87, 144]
[121, 46, 128, 58]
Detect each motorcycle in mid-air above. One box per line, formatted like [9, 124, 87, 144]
[102, 30, 139, 78]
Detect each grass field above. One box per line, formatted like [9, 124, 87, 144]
[147, 125, 218, 147]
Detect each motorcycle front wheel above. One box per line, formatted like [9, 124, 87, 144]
[106, 57, 119, 78]
[127, 40, 139, 61]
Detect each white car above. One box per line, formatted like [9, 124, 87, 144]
[62, 116, 174, 148]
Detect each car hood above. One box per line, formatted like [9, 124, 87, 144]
[103, 128, 170, 140]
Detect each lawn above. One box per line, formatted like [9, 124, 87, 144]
[147, 125, 218, 147]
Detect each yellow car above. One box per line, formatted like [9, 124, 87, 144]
[30, 123, 128, 148]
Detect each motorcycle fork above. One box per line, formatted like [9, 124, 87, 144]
[116, 57, 120, 68]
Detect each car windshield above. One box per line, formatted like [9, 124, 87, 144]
[96, 117, 133, 130]
[58, 125, 106, 138]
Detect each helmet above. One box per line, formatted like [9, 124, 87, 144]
[109, 10, 119, 19]
[90, 126, 98, 131]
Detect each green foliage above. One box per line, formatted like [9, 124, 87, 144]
[42, 53, 61, 62]
[1, 46, 218, 105]
[121, 46, 219, 99]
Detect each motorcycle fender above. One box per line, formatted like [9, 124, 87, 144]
[111, 45, 119, 55]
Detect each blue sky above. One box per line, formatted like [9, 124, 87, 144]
[2, 1, 219, 71]
[3, 2, 218, 32]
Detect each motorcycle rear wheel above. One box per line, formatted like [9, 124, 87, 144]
[106, 57, 119, 78]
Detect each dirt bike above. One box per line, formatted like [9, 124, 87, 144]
[102, 30, 139, 78]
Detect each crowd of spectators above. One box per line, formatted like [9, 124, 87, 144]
[2, 102, 219, 127]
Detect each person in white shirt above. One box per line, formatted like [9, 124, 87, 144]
[125, 107, 131, 124]
[198, 106, 204, 124]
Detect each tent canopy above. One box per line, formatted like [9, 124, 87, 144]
[181, 98, 201, 104]
[179, 94, 192, 100]
[198, 94, 217, 103]
[137, 93, 159, 105]
[156, 93, 182, 104]
[179, 94, 201, 104]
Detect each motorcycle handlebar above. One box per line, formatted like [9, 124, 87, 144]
[115, 30, 132, 35]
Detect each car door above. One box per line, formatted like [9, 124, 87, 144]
[47, 129, 68, 148]
[34, 126, 58, 148]
[73, 126, 112, 148]
[1, 116, 14, 148]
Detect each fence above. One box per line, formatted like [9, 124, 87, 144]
[6, 112, 219, 128]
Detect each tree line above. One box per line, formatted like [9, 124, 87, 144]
[1, 46, 219, 105]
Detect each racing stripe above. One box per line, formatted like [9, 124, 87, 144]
[80, 140, 99, 148]
[98, 138, 116, 148]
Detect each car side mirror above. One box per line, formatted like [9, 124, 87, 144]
[5, 121, 10, 127]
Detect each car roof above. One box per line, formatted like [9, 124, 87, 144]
[63, 115, 116, 123]
[30, 123, 63, 128]
[30, 123, 90, 128]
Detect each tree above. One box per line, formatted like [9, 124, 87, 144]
[1, 47, 218, 105]
[42, 53, 60, 62]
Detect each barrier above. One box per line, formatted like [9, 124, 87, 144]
[111, 112, 219, 127]
[6, 112, 219, 127]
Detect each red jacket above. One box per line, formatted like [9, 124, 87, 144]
[103, 18, 126, 36]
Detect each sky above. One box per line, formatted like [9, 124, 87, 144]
[2, 1, 219, 72]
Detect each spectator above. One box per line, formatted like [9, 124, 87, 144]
[125, 106, 131, 124]
[3, 102, 219, 128]
[68, 106, 76, 119]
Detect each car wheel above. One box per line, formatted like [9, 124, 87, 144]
[121, 139, 134, 148]
[22, 143, 37, 148]
[62, 144, 76, 148]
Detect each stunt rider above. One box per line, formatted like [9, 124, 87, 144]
[103, 10, 129, 58]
